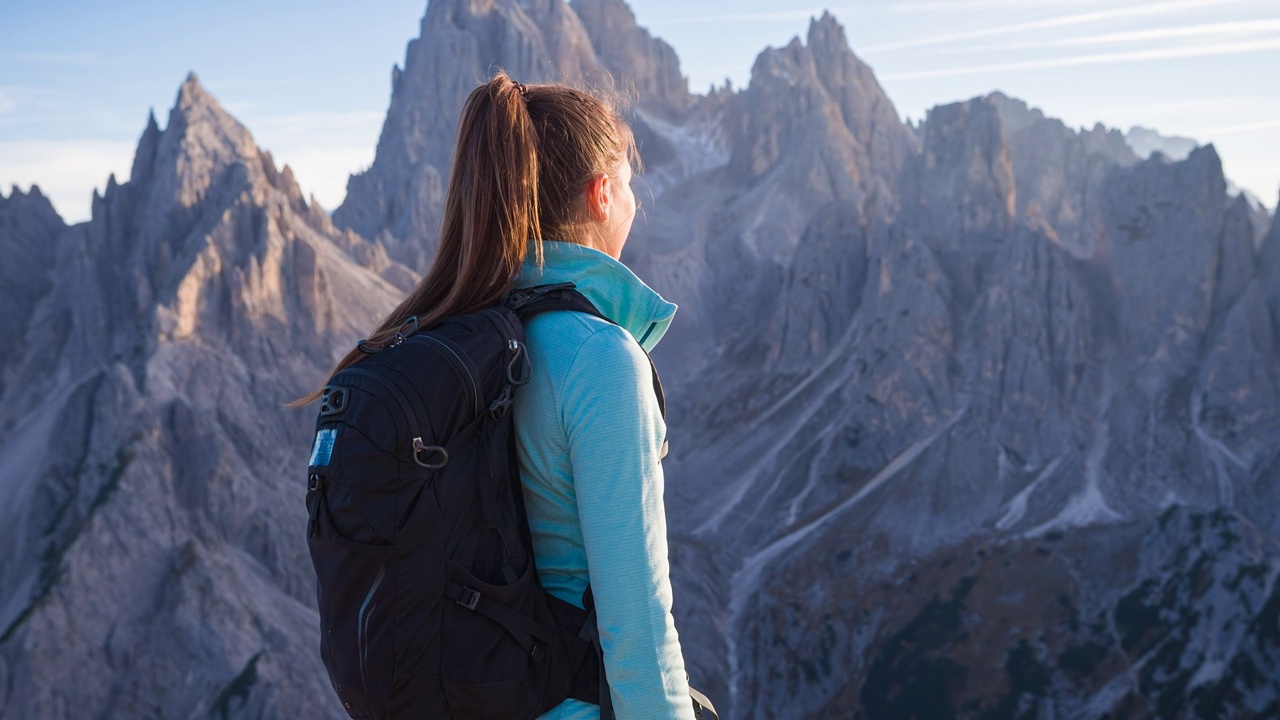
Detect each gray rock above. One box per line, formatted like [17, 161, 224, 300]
[0, 185, 65, 400]
[333, 0, 604, 272]
[0, 75, 398, 718]
[988, 92, 1137, 258]
[3, 2, 1278, 718]
[569, 0, 692, 120]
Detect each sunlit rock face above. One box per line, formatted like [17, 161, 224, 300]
[2, 1, 1278, 718]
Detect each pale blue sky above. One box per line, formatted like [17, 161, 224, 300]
[2, 0, 1277, 223]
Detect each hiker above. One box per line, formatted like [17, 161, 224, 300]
[497, 76, 695, 719]
[304, 71, 697, 719]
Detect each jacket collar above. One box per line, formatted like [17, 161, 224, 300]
[516, 241, 677, 351]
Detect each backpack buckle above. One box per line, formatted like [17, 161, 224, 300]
[456, 586, 481, 610]
[489, 385, 514, 419]
[505, 282, 576, 310]
[320, 386, 348, 416]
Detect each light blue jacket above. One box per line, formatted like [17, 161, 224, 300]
[514, 241, 695, 720]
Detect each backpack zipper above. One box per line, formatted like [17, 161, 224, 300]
[343, 367, 423, 456]
[410, 334, 481, 418]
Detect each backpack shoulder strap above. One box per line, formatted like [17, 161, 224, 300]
[507, 283, 665, 419]
[506, 282, 605, 321]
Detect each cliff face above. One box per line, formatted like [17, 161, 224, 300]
[624, 15, 1279, 716]
[0, 186, 66, 401]
[0, 75, 398, 718]
[2, 2, 1278, 718]
[568, 0, 691, 120]
[687, 88, 1280, 714]
[332, 0, 603, 272]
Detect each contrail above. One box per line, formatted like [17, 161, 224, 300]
[861, 0, 1264, 53]
[956, 18, 1280, 52]
[881, 37, 1280, 80]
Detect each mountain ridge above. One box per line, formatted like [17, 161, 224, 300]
[1, 2, 1277, 717]
[0, 74, 398, 718]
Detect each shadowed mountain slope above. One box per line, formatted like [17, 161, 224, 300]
[2, 2, 1277, 717]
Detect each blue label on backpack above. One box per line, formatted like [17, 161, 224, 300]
[309, 428, 337, 467]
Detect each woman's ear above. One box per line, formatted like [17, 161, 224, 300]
[584, 173, 611, 223]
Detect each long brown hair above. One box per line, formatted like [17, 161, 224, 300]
[294, 71, 637, 406]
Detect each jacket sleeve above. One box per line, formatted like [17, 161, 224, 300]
[558, 326, 695, 720]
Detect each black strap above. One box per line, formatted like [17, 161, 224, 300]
[445, 581, 552, 661]
[511, 284, 666, 421]
[579, 588, 614, 720]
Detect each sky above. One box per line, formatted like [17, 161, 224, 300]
[1, 0, 1277, 224]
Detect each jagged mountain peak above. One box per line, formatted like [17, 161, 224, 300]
[0, 180, 58, 217]
[150, 75, 265, 208]
[163, 71, 257, 163]
[983, 91, 1047, 133]
[0, 178, 67, 424]
[1163, 143, 1228, 204]
[4, 183, 35, 200]
[806, 10, 851, 58]
[129, 108, 163, 186]
[913, 96, 1016, 239]
[176, 71, 213, 111]
[728, 10, 913, 202]
[97, 75, 317, 251]
[984, 90, 1131, 155]
[975, 90, 1135, 257]
[42, 73, 401, 379]
[0, 64, 403, 710]
[335, 0, 605, 269]
[569, 0, 691, 118]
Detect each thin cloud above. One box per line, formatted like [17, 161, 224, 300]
[0, 90, 12, 115]
[1202, 119, 1280, 135]
[861, 0, 1261, 53]
[881, 37, 1280, 80]
[15, 51, 120, 67]
[654, 7, 856, 25]
[889, 0, 1115, 11]
[249, 111, 386, 136]
[1044, 18, 1280, 46]
[960, 18, 1280, 53]
[0, 84, 70, 111]
[1098, 96, 1261, 117]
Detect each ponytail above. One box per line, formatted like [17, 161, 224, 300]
[293, 71, 634, 406]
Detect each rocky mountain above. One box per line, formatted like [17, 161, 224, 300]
[3, 1, 1278, 718]
[0, 186, 66, 401]
[1126, 125, 1199, 163]
[0, 74, 398, 717]
[1124, 124, 1272, 250]
[333, 0, 699, 274]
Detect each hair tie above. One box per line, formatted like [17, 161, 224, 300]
[513, 81, 528, 99]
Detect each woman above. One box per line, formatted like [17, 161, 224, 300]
[318, 72, 695, 719]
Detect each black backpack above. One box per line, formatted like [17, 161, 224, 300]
[304, 283, 716, 719]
